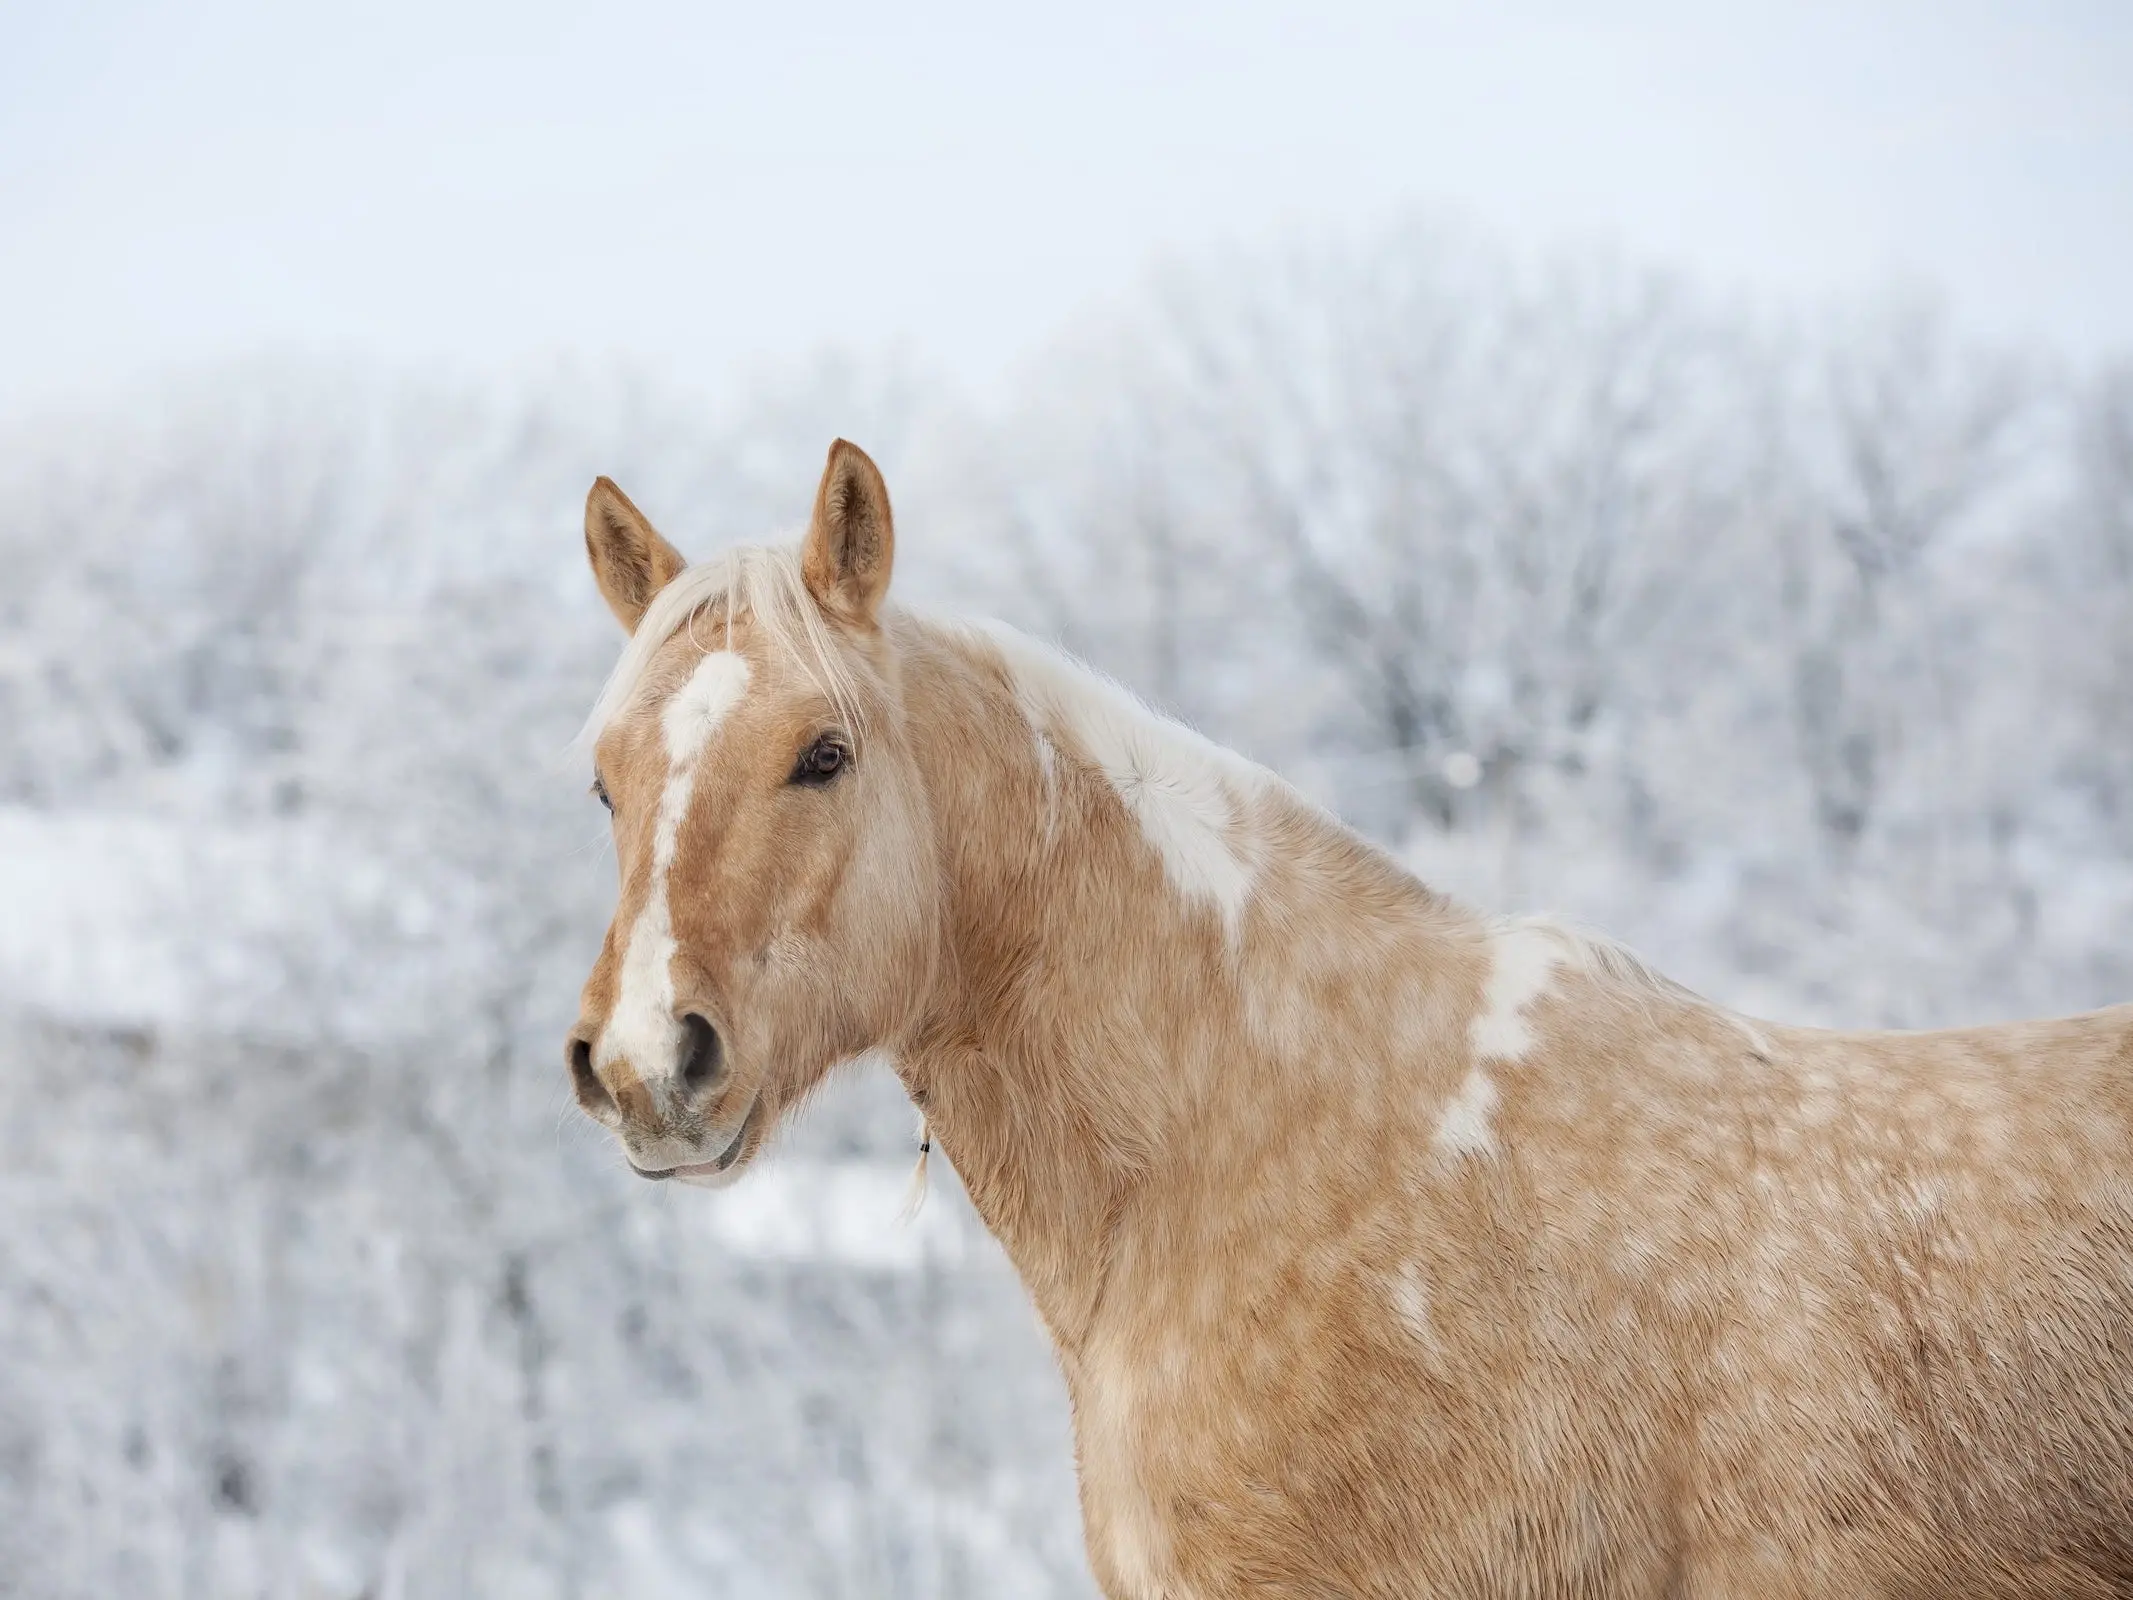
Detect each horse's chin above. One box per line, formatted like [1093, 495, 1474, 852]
[669, 1097, 767, 1189]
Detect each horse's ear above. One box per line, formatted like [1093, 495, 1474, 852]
[585, 478, 689, 632]
[802, 439, 894, 626]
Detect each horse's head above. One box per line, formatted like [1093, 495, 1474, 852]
[566, 441, 939, 1185]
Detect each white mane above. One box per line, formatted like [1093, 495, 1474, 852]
[576, 542, 865, 752]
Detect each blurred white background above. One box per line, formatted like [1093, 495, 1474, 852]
[1, 3, 2129, 1596]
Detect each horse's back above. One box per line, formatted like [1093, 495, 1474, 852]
[1078, 993, 2133, 1598]
[1646, 999, 2133, 1597]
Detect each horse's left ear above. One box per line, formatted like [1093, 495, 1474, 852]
[802, 439, 894, 626]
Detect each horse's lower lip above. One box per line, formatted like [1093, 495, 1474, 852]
[633, 1100, 760, 1182]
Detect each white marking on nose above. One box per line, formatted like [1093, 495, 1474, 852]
[600, 651, 752, 1087]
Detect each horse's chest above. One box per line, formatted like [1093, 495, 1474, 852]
[1070, 1326, 1197, 1599]
[1063, 1274, 1644, 1598]
[1067, 1311, 1339, 1599]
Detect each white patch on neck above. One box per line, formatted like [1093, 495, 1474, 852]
[1432, 1066, 1501, 1157]
[600, 651, 752, 1084]
[1432, 922, 1566, 1158]
[975, 621, 1268, 941]
[1470, 922, 1566, 1063]
[1390, 1263, 1434, 1341]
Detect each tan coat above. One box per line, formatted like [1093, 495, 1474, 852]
[569, 443, 2133, 1598]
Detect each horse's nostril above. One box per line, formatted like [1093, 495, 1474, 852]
[679, 1012, 724, 1093]
[569, 1033, 614, 1116]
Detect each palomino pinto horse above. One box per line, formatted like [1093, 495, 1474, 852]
[565, 442, 2133, 1598]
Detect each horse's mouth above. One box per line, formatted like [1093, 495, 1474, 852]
[629, 1098, 762, 1186]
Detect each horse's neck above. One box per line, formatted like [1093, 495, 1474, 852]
[890, 616, 1468, 1355]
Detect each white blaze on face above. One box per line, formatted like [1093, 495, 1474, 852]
[599, 650, 752, 1087]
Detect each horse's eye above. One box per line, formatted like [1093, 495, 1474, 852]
[791, 734, 849, 786]
[591, 775, 613, 812]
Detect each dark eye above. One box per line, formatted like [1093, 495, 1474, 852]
[790, 734, 849, 786]
[591, 775, 613, 812]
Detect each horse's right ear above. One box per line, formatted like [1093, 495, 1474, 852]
[584, 478, 689, 632]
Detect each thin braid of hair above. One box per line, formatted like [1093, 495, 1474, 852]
[898, 1116, 932, 1222]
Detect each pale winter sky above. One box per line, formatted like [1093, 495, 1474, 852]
[2, 0, 2128, 419]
